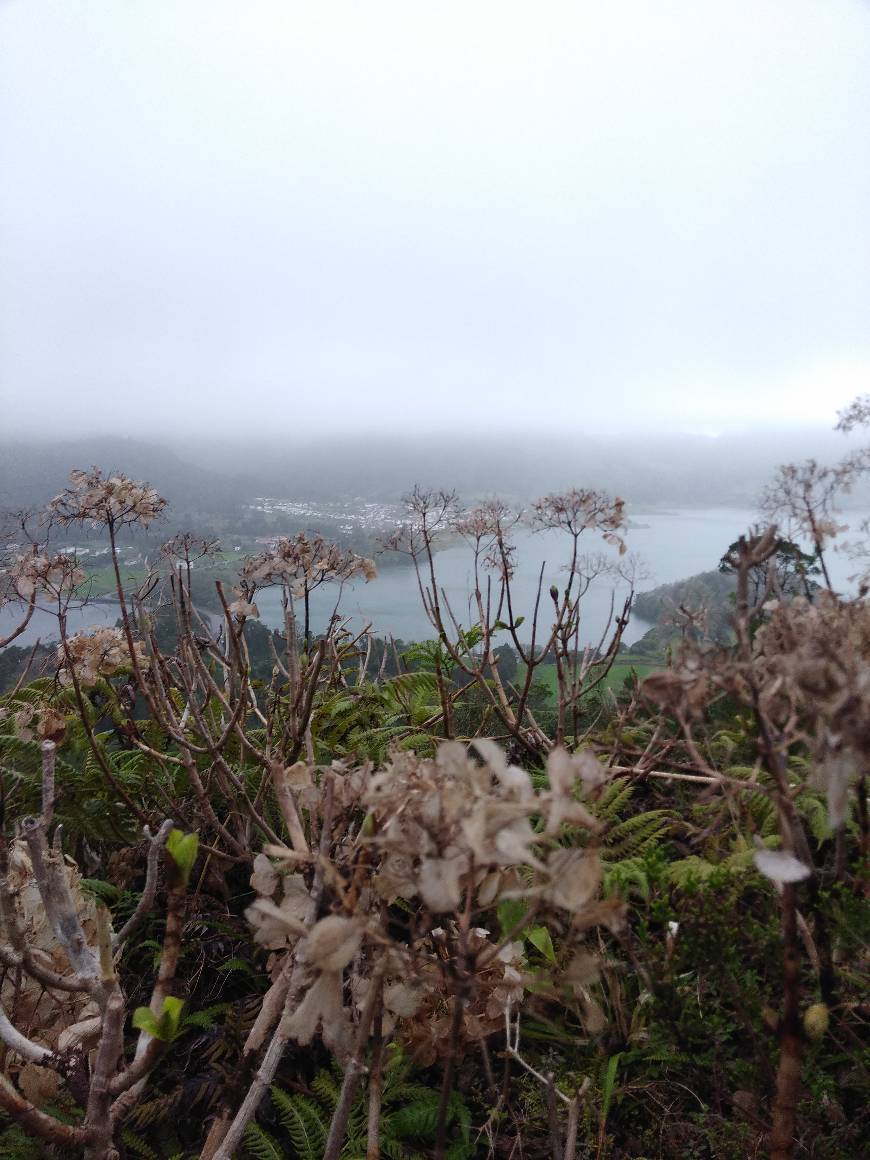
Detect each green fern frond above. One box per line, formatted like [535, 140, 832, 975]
[446, 1140, 476, 1160]
[596, 777, 635, 821]
[603, 809, 674, 860]
[603, 855, 651, 899]
[79, 877, 123, 904]
[181, 1003, 231, 1032]
[382, 670, 440, 703]
[796, 791, 833, 844]
[396, 732, 436, 753]
[666, 833, 780, 887]
[242, 1122, 284, 1160]
[380, 1142, 416, 1160]
[270, 1086, 328, 1159]
[0, 725, 139, 843]
[389, 1092, 440, 1139]
[666, 854, 719, 887]
[120, 1131, 161, 1159]
[310, 1067, 342, 1110]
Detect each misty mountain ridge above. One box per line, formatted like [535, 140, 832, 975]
[2, 427, 869, 516]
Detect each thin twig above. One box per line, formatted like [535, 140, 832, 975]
[322, 964, 387, 1160]
[113, 820, 173, 949]
[365, 988, 384, 1160]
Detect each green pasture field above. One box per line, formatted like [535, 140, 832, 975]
[77, 551, 244, 599]
[520, 657, 659, 698]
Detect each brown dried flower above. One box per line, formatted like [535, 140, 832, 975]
[57, 627, 149, 687]
[49, 467, 166, 527]
[240, 532, 376, 594]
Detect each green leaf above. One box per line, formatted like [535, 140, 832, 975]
[270, 1087, 327, 1159]
[156, 995, 185, 1041]
[242, 1122, 283, 1160]
[600, 1052, 622, 1119]
[132, 996, 184, 1042]
[79, 878, 122, 904]
[526, 924, 556, 964]
[165, 829, 199, 887]
[131, 1008, 160, 1037]
[216, 956, 256, 976]
[497, 898, 527, 937]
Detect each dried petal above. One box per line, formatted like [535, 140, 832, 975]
[573, 749, 608, 793]
[285, 970, 346, 1047]
[494, 817, 541, 867]
[246, 896, 306, 949]
[228, 599, 259, 618]
[546, 796, 601, 836]
[18, 1064, 60, 1105]
[305, 915, 363, 972]
[284, 761, 314, 790]
[544, 849, 602, 911]
[754, 849, 812, 883]
[383, 982, 424, 1018]
[280, 874, 311, 924]
[580, 995, 607, 1035]
[477, 871, 501, 907]
[418, 856, 463, 913]
[564, 949, 600, 990]
[546, 746, 576, 795]
[472, 738, 508, 776]
[436, 740, 468, 773]
[250, 853, 279, 897]
[374, 852, 418, 901]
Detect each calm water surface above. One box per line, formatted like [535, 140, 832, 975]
[255, 507, 866, 645]
[3, 508, 865, 647]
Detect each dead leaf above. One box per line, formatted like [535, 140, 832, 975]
[418, 856, 464, 913]
[305, 915, 363, 972]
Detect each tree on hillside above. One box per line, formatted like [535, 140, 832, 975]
[719, 534, 822, 606]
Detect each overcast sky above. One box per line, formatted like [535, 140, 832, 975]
[1, 0, 869, 439]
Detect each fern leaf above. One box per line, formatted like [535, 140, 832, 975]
[120, 1131, 161, 1159]
[242, 1122, 284, 1160]
[271, 1087, 327, 1159]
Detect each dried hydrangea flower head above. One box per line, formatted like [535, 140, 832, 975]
[382, 486, 458, 556]
[532, 488, 627, 554]
[361, 739, 606, 916]
[645, 550, 870, 833]
[2, 549, 84, 604]
[836, 393, 870, 433]
[453, 499, 520, 578]
[245, 739, 617, 1068]
[57, 626, 149, 687]
[239, 531, 376, 597]
[752, 590, 870, 827]
[159, 533, 222, 567]
[760, 459, 860, 553]
[452, 499, 518, 542]
[49, 467, 167, 528]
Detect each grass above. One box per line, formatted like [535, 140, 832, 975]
[521, 657, 659, 698]
[77, 552, 243, 599]
[77, 564, 148, 598]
